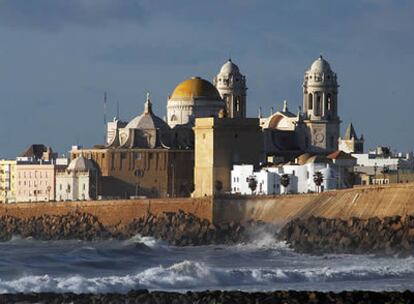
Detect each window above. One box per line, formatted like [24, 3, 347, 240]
[308, 93, 313, 110]
[327, 94, 332, 111]
[83, 184, 86, 190]
[316, 95, 321, 115]
[292, 170, 295, 176]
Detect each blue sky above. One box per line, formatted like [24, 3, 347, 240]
[0, 0, 413, 157]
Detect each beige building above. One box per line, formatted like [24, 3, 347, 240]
[0, 160, 17, 203]
[193, 117, 263, 197]
[76, 94, 194, 198]
[16, 163, 56, 202]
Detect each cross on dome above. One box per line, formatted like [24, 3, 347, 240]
[144, 91, 152, 114]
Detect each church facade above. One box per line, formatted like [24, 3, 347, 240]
[260, 55, 363, 161]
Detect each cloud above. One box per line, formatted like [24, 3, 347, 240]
[0, 0, 148, 31]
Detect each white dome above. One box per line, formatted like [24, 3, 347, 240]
[310, 55, 332, 73]
[67, 156, 96, 172]
[220, 59, 240, 74]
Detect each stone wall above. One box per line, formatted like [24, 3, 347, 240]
[3, 183, 414, 228]
[213, 183, 414, 226]
[0, 197, 213, 227]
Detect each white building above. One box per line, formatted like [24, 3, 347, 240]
[231, 165, 282, 195]
[353, 147, 414, 172]
[56, 156, 98, 201]
[231, 154, 339, 195]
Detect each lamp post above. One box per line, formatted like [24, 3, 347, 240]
[47, 186, 51, 202]
[171, 163, 175, 198]
[397, 163, 400, 183]
[373, 163, 378, 185]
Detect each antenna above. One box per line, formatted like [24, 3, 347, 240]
[104, 91, 107, 144]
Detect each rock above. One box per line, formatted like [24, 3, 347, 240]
[279, 214, 414, 256]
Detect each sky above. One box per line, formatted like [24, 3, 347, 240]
[0, 0, 413, 158]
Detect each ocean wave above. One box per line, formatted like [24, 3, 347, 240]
[122, 235, 168, 250]
[1, 259, 414, 294]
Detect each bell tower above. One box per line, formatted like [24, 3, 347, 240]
[214, 59, 247, 118]
[303, 55, 340, 153]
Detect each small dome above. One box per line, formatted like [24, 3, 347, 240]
[67, 156, 96, 172]
[220, 59, 240, 74]
[126, 113, 170, 131]
[310, 55, 332, 73]
[126, 93, 170, 132]
[170, 77, 222, 100]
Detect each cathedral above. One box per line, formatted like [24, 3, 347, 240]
[75, 55, 364, 198]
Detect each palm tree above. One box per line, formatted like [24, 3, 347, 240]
[280, 174, 290, 194]
[313, 171, 324, 193]
[247, 176, 258, 194]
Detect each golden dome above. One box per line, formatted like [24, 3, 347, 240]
[170, 77, 222, 100]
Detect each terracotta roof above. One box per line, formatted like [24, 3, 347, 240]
[327, 150, 355, 160]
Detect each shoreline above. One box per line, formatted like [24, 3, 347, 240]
[1, 290, 413, 303]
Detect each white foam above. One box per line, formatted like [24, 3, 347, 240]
[122, 234, 167, 250]
[1, 258, 414, 294]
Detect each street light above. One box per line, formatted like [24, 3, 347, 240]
[47, 186, 51, 202]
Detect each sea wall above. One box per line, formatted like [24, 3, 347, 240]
[0, 197, 213, 228]
[213, 183, 414, 226]
[3, 183, 414, 228]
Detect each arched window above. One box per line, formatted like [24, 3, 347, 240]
[308, 93, 313, 110]
[316, 94, 321, 116]
[170, 114, 177, 122]
[327, 94, 332, 111]
[235, 97, 240, 112]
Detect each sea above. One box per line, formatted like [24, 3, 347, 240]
[0, 233, 413, 294]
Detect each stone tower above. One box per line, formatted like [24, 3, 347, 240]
[338, 123, 364, 154]
[302, 55, 340, 153]
[213, 59, 247, 118]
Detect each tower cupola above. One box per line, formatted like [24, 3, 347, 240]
[213, 59, 247, 118]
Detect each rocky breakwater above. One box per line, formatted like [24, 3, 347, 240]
[280, 215, 414, 256]
[0, 211, 111, 241]
[115, 210, 272, 246]
[1, 290, 414, 304]
[0, 210, 273, 245]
